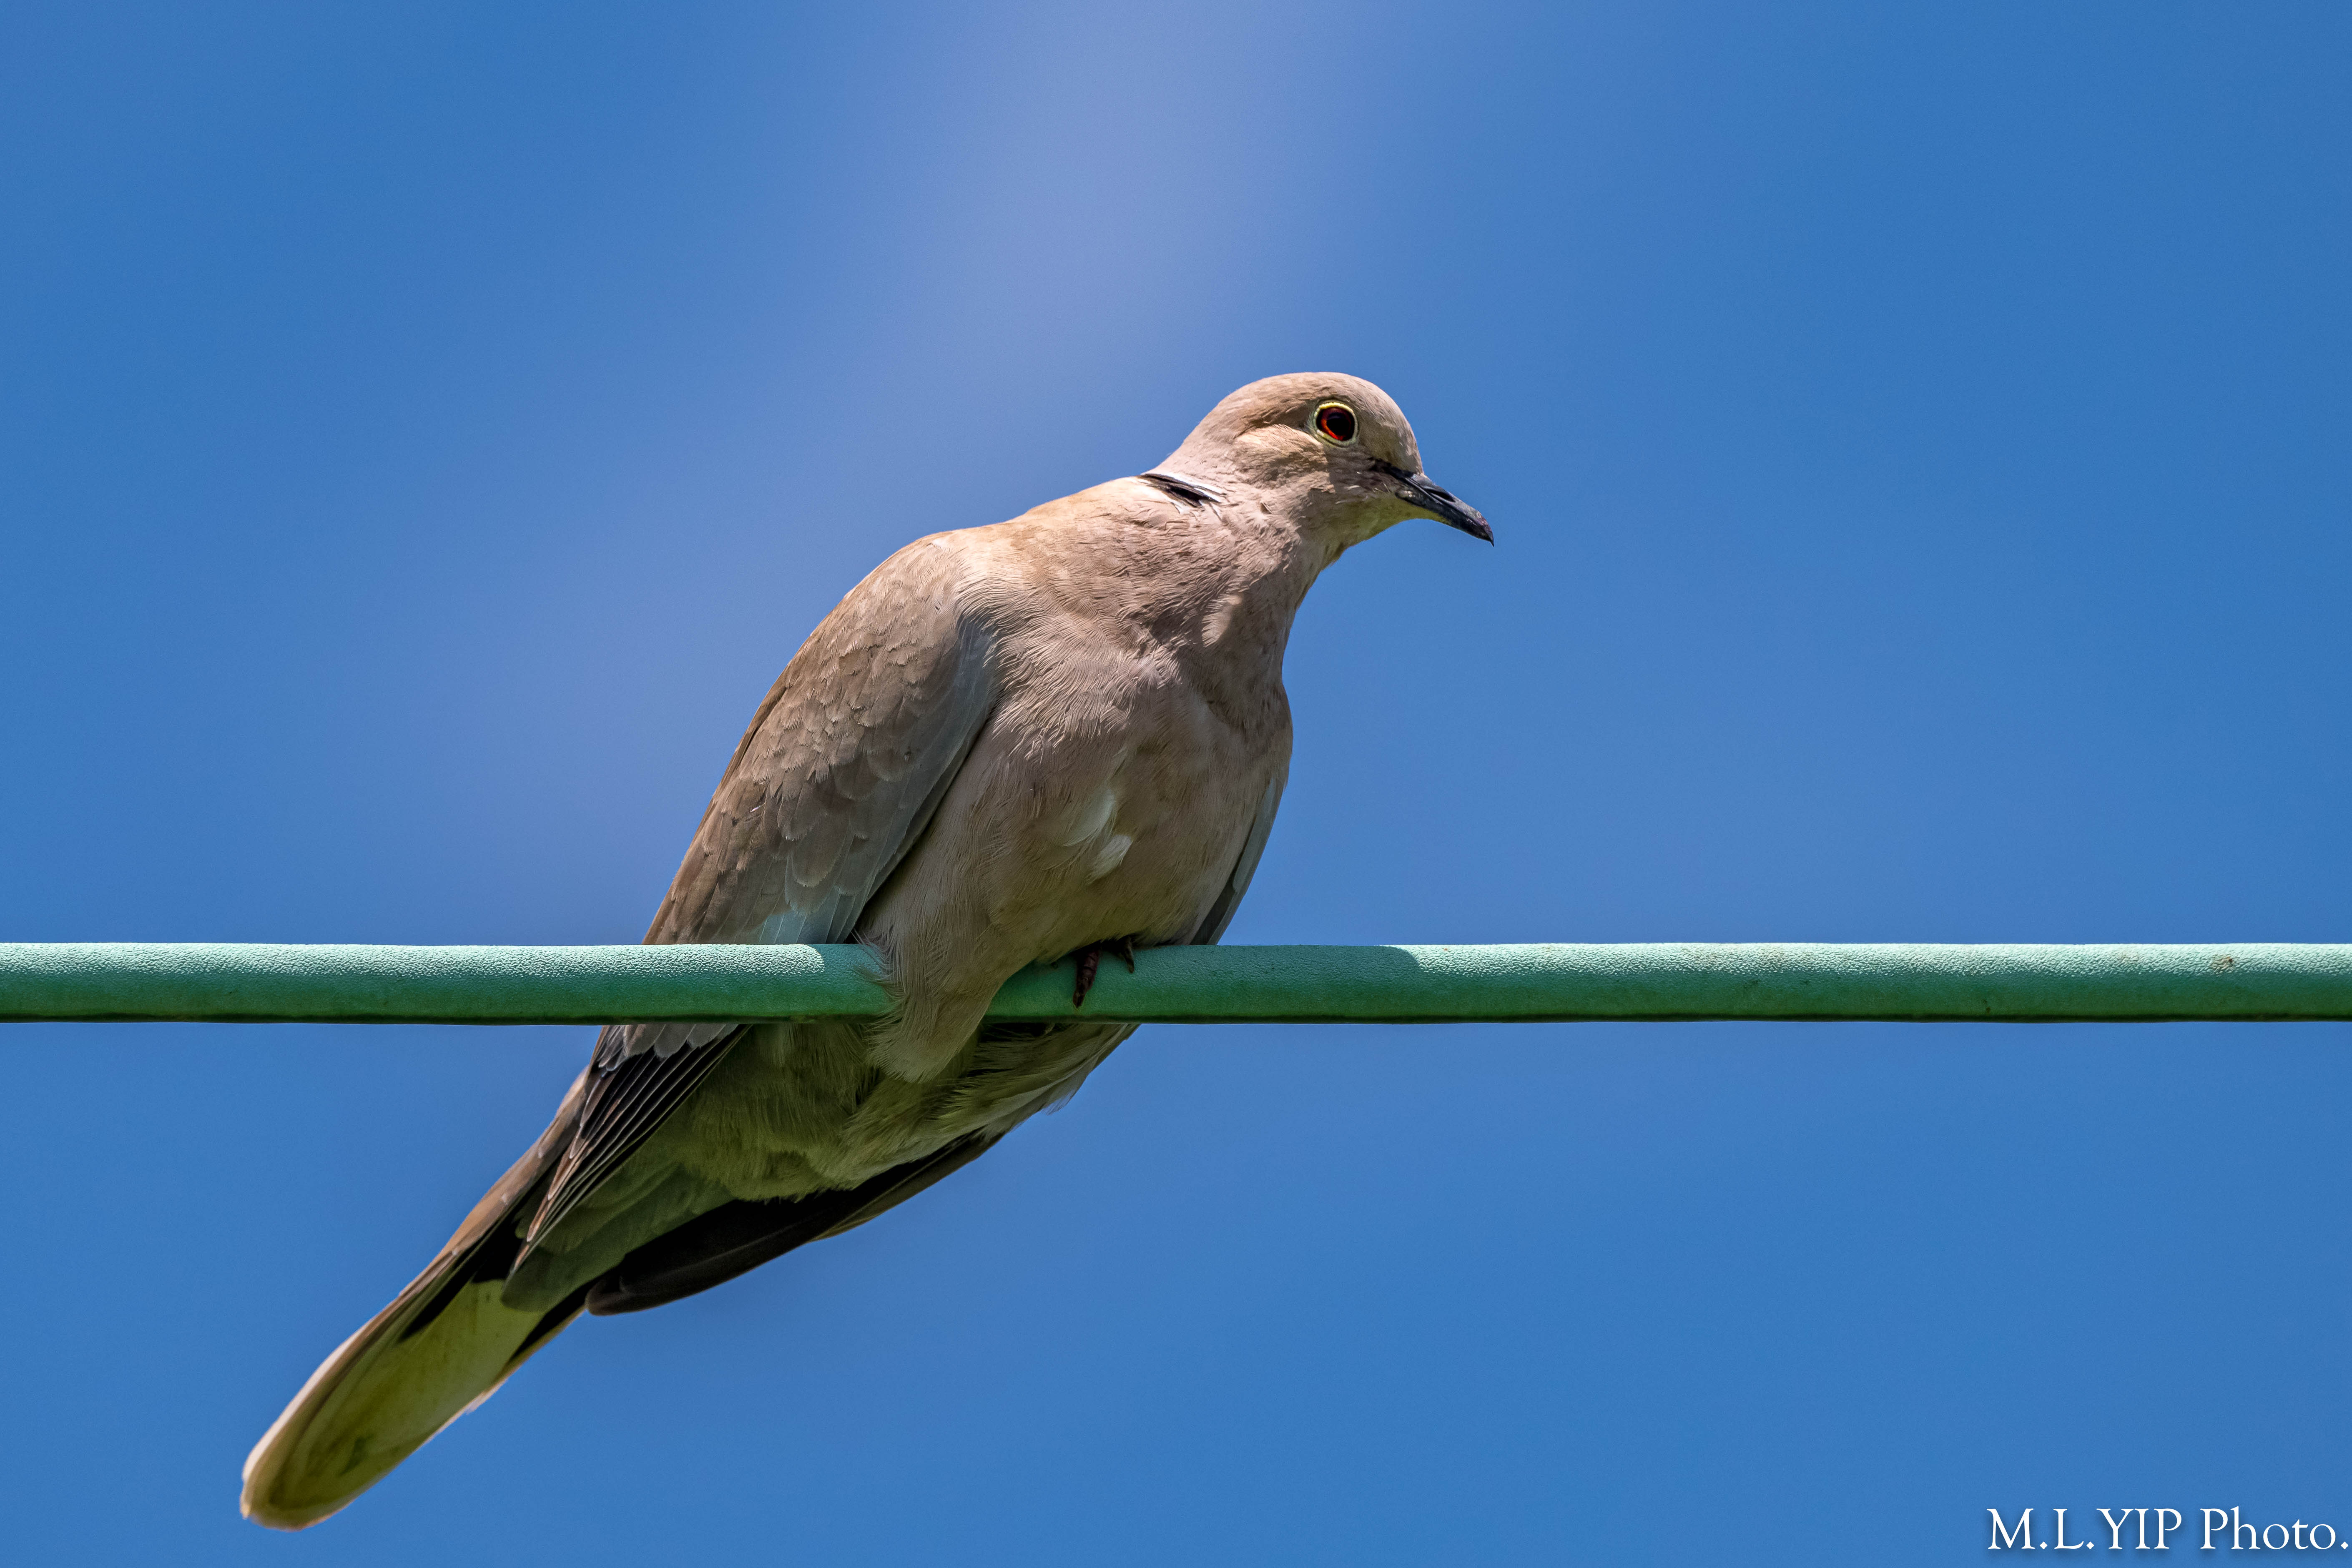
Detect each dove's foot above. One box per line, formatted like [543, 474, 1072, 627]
[1071, 937, 1137, 1008]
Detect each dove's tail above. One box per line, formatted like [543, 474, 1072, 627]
[240, 1079, 589, 1531]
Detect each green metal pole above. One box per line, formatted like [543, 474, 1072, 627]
[1, 942, 2348, 1025]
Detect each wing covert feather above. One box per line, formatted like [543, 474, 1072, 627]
[649, 540, 995, 952]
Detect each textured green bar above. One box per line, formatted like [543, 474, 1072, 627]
[1, 942, 2349, 1024]
[0, 943, 887, 1024]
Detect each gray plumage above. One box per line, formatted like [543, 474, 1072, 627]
[240, 371, 1491, 1529]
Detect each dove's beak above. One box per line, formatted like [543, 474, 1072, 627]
[1376, 460, 1494, 543]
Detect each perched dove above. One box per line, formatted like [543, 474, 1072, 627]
[241, 372, 1491, 1528]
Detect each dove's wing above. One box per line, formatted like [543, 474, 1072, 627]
[242, 540, 1004, 1526]
[528, 537, 998, 1242]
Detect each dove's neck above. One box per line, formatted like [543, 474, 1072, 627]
[1129, 478, 1352, 693]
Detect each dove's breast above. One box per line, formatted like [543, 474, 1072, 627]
[850, 525, 1298, 1083]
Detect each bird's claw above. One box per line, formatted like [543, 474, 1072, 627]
[1072, 936, 1138, 1008]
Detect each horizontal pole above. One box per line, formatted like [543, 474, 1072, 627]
[0, 942, 2348, 1025]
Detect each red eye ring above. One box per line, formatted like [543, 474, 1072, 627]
[1313, 403, 1358, 444]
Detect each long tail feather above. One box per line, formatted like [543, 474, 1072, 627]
[240, 1074, 587, 1530]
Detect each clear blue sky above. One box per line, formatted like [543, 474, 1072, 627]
[4, 3, 2348, 1562]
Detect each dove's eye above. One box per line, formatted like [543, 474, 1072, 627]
[1313, 403, 1358, 444]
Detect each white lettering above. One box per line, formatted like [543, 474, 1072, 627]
[1989, 1508, 2036, 1550]
[1982, 1503, 2335, 1553]
[2098, 1509, 2133, 1551]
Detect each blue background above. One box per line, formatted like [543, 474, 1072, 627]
[4, 3, 2347, 1561]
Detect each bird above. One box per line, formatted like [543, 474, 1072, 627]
[239, 371, 1491, 1529]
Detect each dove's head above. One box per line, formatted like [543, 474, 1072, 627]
[1152, 372, 1492, 550]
